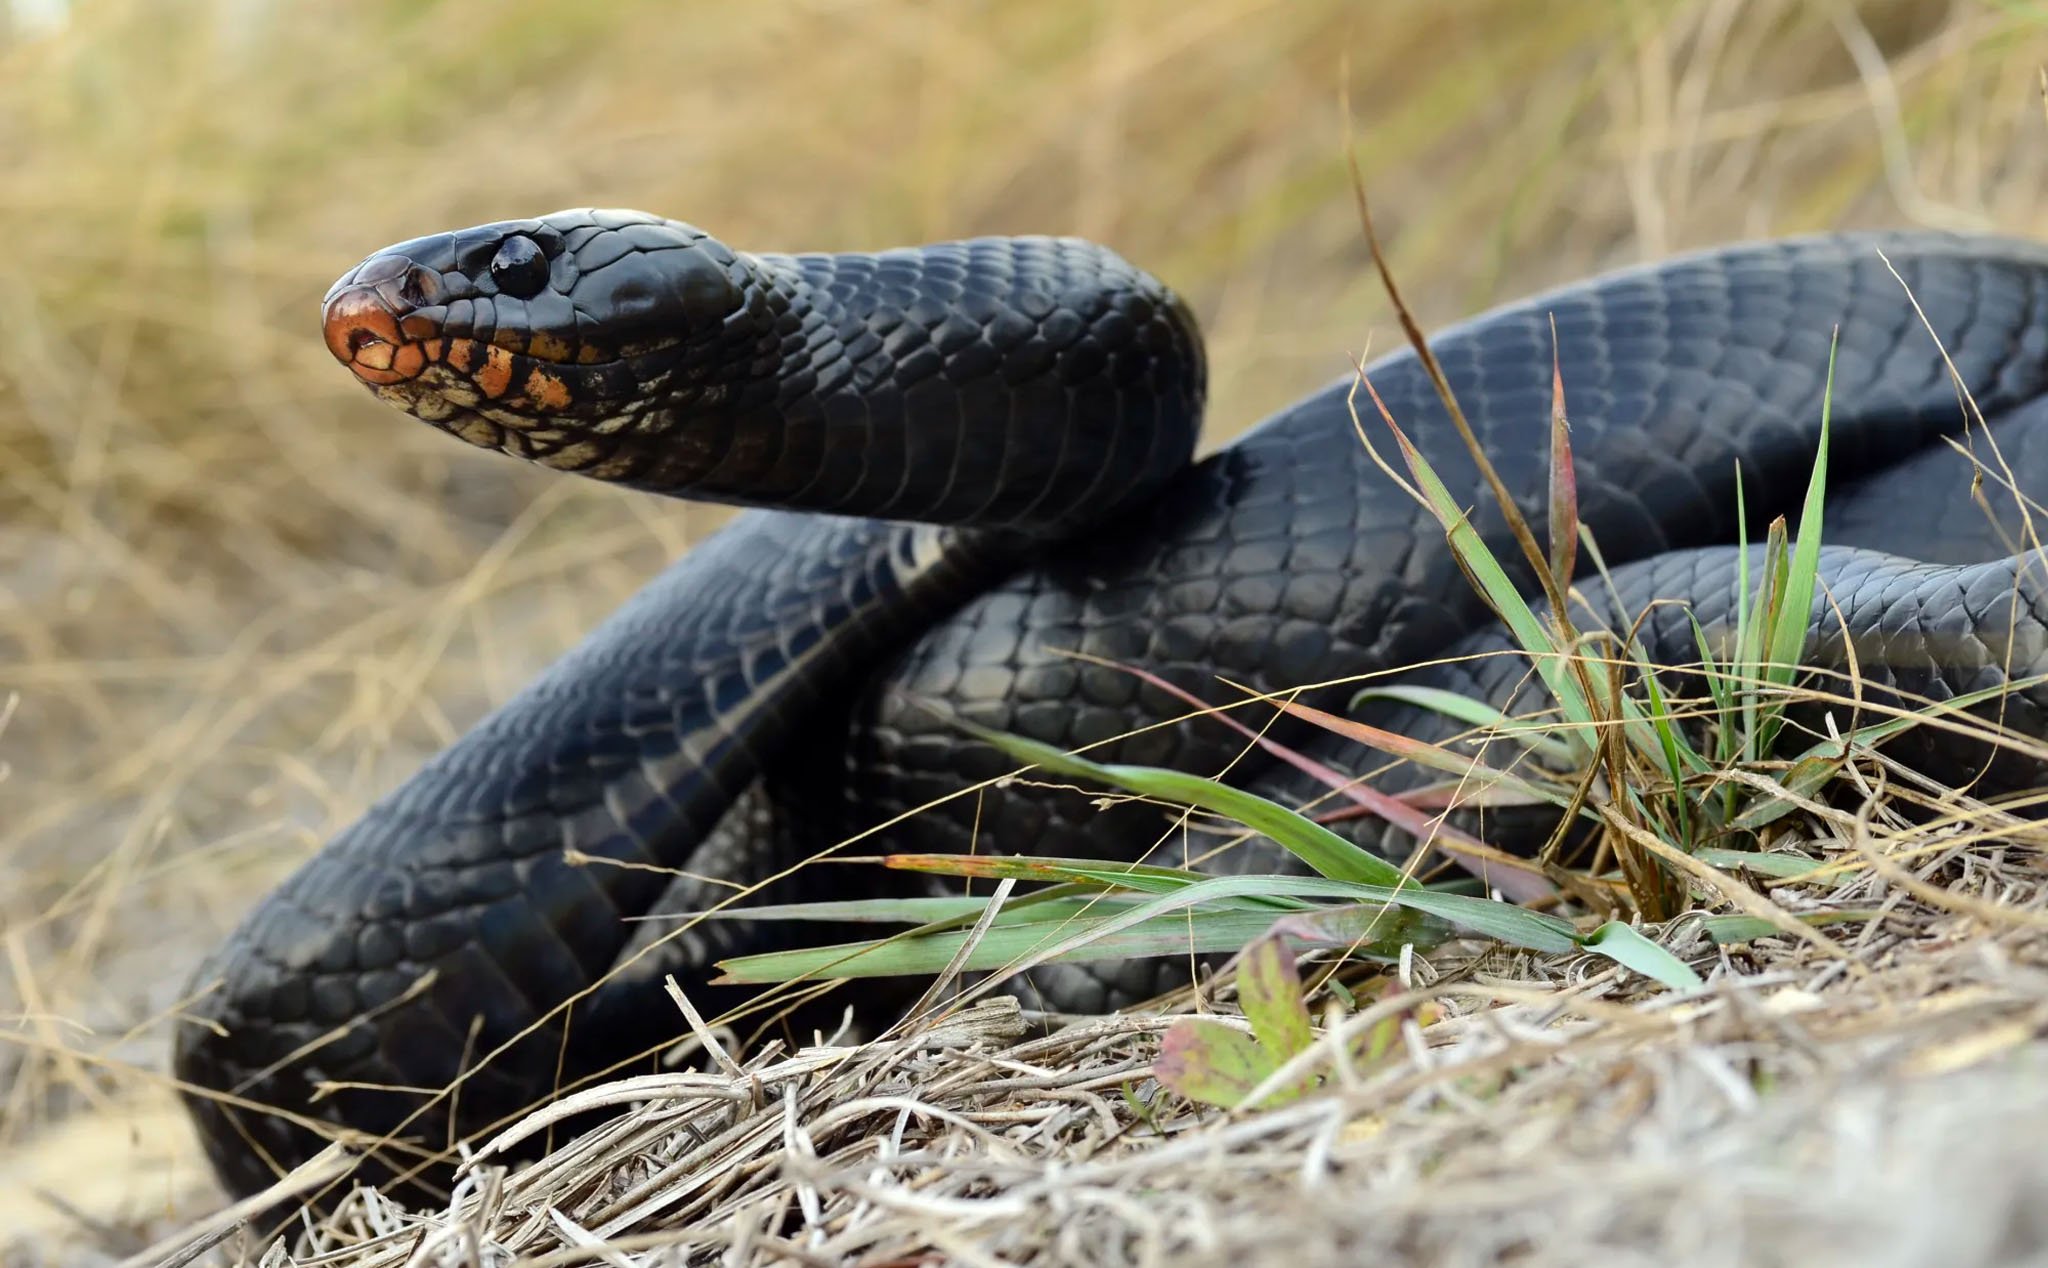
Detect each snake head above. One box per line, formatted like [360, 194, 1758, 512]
[321, 209, 765, 476]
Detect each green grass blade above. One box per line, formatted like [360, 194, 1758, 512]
[1784, 671, 2048, 754]
[713, 906, 1363, 984]
[1686, 610, 1741, 770]
[1725, 750, 1844, 831]
[718, 867, 1596, 985]
[1386, 887, 1579, 952]
[1380, 420, 1599, 757]
[1612, 686, 1709, 775]
[1762, 330, 1837, 688]
[722, 872, 1447, 984]
[960, 722, 1412, 888]
[1702, 909, 1880, 945]
[1740, 520, 1791, 760]
[1578, 920, 1703, 991]
[1633, 662, 1695, 846]
[1692, 847, 1827, 879]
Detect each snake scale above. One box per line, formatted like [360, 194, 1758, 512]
[173, 209, 2048, 1199]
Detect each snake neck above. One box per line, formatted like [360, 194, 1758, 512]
[587, 237, 1206, 533]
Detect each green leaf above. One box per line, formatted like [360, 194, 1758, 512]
[1577, 920, 1703, 991]
[1154, 1019, 1275, 1109]
[1237, 935, 1315, 1061]
[959, 722, 1413, 888]
[1155, 936, 1324, 1110]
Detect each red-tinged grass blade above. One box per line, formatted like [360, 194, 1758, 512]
[1547, 315, 1578, 593]
[1387, 779, 1554, 811]
[1343, 132, 1568, 624]
[1349, 683, 1581, 766]
[961, 712, 1560, 908]
[881, 853, 1246, 898]
[1263, 693, 1573, 812]
[1089, 663, 1540, 893]
[685, 891, 1134, 926]
[1251, 692, 1562, 901]
[1070, 656, 1548, 894]
[1075, 652, 1470, 819]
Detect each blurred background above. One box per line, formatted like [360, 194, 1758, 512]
[2, 0, 2046, 1254]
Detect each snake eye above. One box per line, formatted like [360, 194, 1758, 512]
[488, 235, 550, 299]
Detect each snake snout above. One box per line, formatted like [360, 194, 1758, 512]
[322, 254, 444, 386]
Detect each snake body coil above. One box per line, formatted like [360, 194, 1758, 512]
[176, 211, 2048, 1198]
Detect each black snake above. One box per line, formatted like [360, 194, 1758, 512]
[174, 210, 2048, 1199]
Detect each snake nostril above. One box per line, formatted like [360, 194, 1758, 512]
[348, 328, 387, 355]
[398, 268, 432, 307]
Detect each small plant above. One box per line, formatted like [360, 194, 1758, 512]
[1152, 935, 1442, 1110]
[1153, 936, 1322, 1111]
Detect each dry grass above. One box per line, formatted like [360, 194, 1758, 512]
[128, 809, 2048, 1267]
[6, 0, 2048, 1262]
